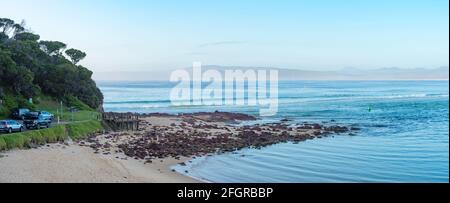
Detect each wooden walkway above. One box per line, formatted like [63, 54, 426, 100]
[102, 112, 140, 131]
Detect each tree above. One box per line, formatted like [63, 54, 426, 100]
[0, 87, 4, 98]
[0, 18, 103, 110]
[13, 66, 37, 98]
[14, 32, 40, 41]
[0, 18, 24, 37]
[0, 33, 7, 42]
[65, 48, 87, 65]
[39, 41, 66, 56]
[0, 18, 15, 35]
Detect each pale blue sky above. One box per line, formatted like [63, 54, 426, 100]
[1, 0, 448, 72]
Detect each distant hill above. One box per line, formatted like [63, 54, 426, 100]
[94, 66, 449, 81]
[281, 67, 448, 80]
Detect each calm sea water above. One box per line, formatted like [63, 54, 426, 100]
[99, 80, 449, 183]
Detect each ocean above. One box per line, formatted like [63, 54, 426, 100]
[99, 80, 449, 183]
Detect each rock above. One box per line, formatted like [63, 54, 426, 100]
[102, 112, 355, 162]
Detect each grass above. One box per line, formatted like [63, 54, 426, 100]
[66, 120, 103, 140]
[0, 120, 103, 151]
[0, 125, 66, 151]
[60, 110, 101, 122]
[35, 96, 100, 122]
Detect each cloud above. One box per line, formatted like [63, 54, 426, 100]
[197, 41, 246, 48]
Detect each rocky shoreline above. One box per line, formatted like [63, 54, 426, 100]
[78, 112, 359, 166]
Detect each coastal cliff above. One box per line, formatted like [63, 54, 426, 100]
[0, 17, 103, 118]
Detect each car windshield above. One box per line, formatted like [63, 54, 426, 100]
[25, 112, 40, 119]
[0, 121, 6, 125]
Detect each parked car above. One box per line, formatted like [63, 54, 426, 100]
[23, 112, 50, 129]
[0, 120, 24, 133]
[11, 108, 30, 120]
[38, 111, 54, 121]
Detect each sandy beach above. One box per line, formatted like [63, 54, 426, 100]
[0, 143, 198, 183]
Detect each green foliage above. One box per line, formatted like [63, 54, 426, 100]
[0, 106, 8, 119]
[0, 17, 103, 110]
[0, 92, 36, 118]
[0, 18, 23, 36]
[65, 48, 86, 65]
[1, 94, 16, 111]
[26, 125, 67, 144]
[39, 40, 66, 56]
[60, 110, 100, 122]
[0, 136, 6, 151]
[14, 32, 40, 41]
[66, 120, 102, 140]
[2, 133, 28, 149]
[64, 95, 93, 111]
[0, 46, 38, 98]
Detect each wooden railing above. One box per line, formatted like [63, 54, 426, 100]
[102, 112, 140, 131]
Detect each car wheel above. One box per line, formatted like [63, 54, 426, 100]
[8, 128, 12, 134]
[19, 127, 23, 132]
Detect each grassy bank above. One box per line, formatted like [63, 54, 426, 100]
[36, 96, 100, 122]
[0, 120, 103, 151]
[66, 120, 103, 140]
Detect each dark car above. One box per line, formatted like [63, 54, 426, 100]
[11, 108, 30, 120]
[23, 112, 50, 129]
[0, 120, 24, 133]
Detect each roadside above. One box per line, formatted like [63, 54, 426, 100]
[0, 120, 103, 151]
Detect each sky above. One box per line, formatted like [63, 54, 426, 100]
[1, 0, 449, 73]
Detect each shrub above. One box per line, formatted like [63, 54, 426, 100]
[64, 95, 94, 111]
[0, 137, 6, 151]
